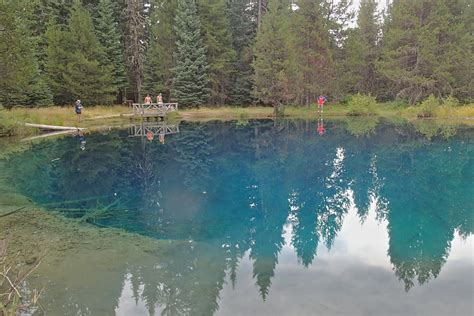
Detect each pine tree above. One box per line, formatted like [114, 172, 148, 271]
[124, 0, 149, 102]
[94, 0, 127, 103]
[197, 0, 236, 105]
[45, 0, 115, 105]
[342, 0, 380, 95]
[172, 0, 209, 107]
[228, 0, 257, 105]
[377, 0, 473, 103]
[253, 0, 292, 114]
[142, 0, 177, 100]
[0, 0, 52, 107]
[291, 0, 334, 106]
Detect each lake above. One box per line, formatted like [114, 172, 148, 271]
[1, 119, 473, 315]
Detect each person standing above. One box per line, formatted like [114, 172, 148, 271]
[156, 93, 163, 105]
[75, 100, 83, 122]
[317, 95, 327, 113]
[144, 94, 152, 104]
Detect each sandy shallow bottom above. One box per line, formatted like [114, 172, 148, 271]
[0, 184, 180, 315]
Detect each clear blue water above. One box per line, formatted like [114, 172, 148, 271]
[3, 119, 474, 315]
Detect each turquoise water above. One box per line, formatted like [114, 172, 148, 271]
[3, 119, 474, 315]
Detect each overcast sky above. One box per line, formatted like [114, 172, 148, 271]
[351, 0, 389, 13]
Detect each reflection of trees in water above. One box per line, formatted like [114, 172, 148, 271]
[5, 120, 473, 314]
[377, 139, 473, 290]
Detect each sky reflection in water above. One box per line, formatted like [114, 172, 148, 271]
[5, 119, 473, 315]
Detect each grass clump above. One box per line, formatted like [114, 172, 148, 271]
[347, 93, 378, 116]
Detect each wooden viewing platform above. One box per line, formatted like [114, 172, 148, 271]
[131, 102, 178, 118]
[129, 122, 180, 138]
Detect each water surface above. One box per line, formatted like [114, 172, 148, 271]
[3, 119, 473, 315]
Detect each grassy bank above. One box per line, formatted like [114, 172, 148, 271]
[1, 103, 474, 137]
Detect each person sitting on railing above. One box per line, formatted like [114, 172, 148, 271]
[144, 94, 152, 104]
[157, 93, 163, 105]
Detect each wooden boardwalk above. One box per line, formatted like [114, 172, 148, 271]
[131, 103, 178, 118]
[129, 122, 180, 138]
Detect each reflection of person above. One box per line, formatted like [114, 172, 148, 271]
[159, 133, 165, 144]
[156, 93, 163, 105]
[78, 130, 86, 150]
[144, 94, 152, 104]
[75, 100, 83, 122]
[146, 131, 154, 141]
[317, 95, 327, 113]
[317, 118, 325, 136]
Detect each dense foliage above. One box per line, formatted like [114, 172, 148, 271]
[0, 0, 472, 107]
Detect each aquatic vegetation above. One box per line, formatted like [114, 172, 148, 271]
[0, 120, 472, 314]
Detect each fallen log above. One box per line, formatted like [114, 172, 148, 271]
[25, 123, 85, 131]
[21, 130, 76, 142]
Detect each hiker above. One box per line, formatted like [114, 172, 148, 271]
[156, 93, 163, 105]
[75, 100, 83, 122]
[317, 95, 327, 113]
[144, 94, 152, 104]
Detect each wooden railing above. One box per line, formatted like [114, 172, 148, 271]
[131, 103, 178, 117]
[129, 122, 180, 137]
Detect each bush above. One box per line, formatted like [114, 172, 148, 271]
[382, 99, 409, 108]
[347, 93, 378, 116]
[417, 94, 439, 118]
[0, 110, 19, 136]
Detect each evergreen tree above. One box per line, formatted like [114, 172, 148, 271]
[252, 0, 292, 113]
[124, 0, 149, 102]
[45, 0, 115, 105]
[377, 0, 473, 103]
[142, 0, 177, 100]
[172, 0, 209, 107]
[291, 0, 334, 106]
[342, 0, 380, 95]
[0, 0, 52, 107]
[197, 0, 236, 105]
[94, 0, 128, 103]
[228, 0, 257, 105]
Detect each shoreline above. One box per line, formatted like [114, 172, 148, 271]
[1, 104, 474, 137]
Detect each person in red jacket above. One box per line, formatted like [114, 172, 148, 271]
[317, 95, 327, 113]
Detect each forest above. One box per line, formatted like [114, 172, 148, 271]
[0, 0, 472, 108]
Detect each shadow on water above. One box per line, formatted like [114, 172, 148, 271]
[1, 118, 473, 315]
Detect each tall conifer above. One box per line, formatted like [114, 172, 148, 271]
[198, 0, 236, 105]
[94, 0, 127, 103]
[228, 0, 257, 105]
[377, 0, 472, 103]
[291, 0, 334, 106]
[172, 0, 209, 107]
[0, 0, 52, 107]
[342, 0, 380, 95]
[143, 1, 177, 100]
[45, 0, 115, 105]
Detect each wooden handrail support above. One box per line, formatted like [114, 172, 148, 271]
[132, 103, 179, 117]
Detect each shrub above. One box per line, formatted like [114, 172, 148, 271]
[347, 93, 378, 116]
[417, 94, 439, 118]
[383, 99, 409, 108]
[442, 96, 460, 107]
